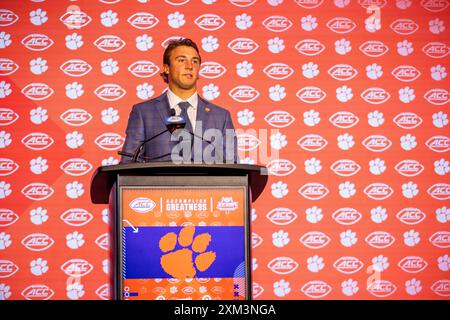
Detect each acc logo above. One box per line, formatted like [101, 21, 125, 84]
[128, 12, 159, 29]
[60, 59, 92, 77]
[358, 0, 387, 8]
[21, 233, 55, 251]
[421, 0, 449, 12]
[392, 66, 421, 82]
[262, 16, 293, 32]
[94, 133, 124, 151]
[128, 60, 159, 78]
[264, 111, 295, 128]
[0, 108, 19, 126]
[398, 256, 428, 273]
[362, 135, 392, 152]
[424, 89, 449, 105]
[182, 286, 196, 295]
[263, 63, 294, 80]
[228, 38, 259, 55]
[60, 9, 92, 29]
[328, 64, 358, 81]
[361, 87, 390, 104]
[395, 160, 424, 177]
[431, 280, 450, 297]
[301, 281, 332, 299]
[331, 159, 361, 177]
[22, 133, 54, 150]
[229, 85, 260, 103]
[267, 257, 299, 275]
[0, 9, 19, 26]
[60, 158, 93, 176]
[94, 35, 126, 52]
[390, 19, 419, 35]
[297, 134, 328, 152]
[252, 282, 264, 299]
[295, 39, 326, 56]
[266, 207, 298, 225]
[96, 284, 110, 300]
[396, 208, 426, 225]
[0, 58, 19, 76]
[129, 197, 156, 213]
[300, 231, 331, 249]
[0, 209, 19, 227]
[427, 183, 450, 200]
[229, 0, 257, 7]
[333, 256, 364, 274]
[365, 231, 395, 249]
[95, 233, 110, 251]
[21, 83, 54, 101]
[426, 136, 450, 153]
[94, 84, 126, 101]
[296, 87, 326, 104]
[359, 40, 389, 57]
[21, 34, 54, 51]
[0, 158, 19, 176]
[299, 183, 329, 200]
[21, 183, 54, 201]
[329, 111, 359, 128]
[60, 108, 93, 126]
[327, 17, 356, 33]
[61, 259, 94, 277]
[266, 159, 296, 177]
[295, 0, 324, 8]
[252, 232, 263, 249]
[194, 14, 225, 31]
[393, 112, 422, 129]
[422, 42, 450, 59]
[364, 183, 394, 200]
[367, 280, 396, 298]
[199, 62, 226, 79]
[429, 231, 450, 248]
[0, 260, 19, 278]
[237, 133, 261, 151]
[60, 208, 94, 227]
[332, 208, 362, 225]
[21, 285, 54, 300]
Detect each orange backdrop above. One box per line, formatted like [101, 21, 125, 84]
[0, 0, 449, 300]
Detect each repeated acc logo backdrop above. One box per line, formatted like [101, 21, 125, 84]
[0, 0, 449, 300]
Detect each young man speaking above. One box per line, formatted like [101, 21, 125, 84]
[120, 38, 239, 164]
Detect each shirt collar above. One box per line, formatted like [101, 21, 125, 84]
[167, 88, 198, 110]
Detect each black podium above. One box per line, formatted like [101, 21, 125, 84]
[90, 162, 268, 300]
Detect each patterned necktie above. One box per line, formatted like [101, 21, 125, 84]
[178, 101, 193, 133]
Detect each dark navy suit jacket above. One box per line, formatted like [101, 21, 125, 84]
[121, 92, 239, 163]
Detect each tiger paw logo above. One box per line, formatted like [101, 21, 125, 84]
[159, 225, 216, 279]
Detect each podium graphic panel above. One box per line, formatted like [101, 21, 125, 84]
[117, 177, 249, 300]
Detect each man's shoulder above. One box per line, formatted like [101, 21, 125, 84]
[132, 93, 166, 111]
[199, 96, 230, 116]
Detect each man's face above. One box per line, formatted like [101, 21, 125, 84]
[164, 45, 200, 91]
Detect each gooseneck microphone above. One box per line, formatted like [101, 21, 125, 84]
[118, 108, 187, 162]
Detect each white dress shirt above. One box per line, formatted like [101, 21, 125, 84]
[166, 89, 198, 132]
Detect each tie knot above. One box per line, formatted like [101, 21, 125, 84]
[178, 101, 190, 111]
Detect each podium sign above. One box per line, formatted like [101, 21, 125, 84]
[118, 176, 249, 300]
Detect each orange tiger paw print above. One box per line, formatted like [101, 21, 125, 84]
[159, 225, 216, 279]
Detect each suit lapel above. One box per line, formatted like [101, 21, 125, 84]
[155, 92, 171, 122]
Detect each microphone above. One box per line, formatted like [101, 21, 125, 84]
[118, 108, 187, 162]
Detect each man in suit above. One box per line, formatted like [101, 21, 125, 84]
[120, 38, 238, 164]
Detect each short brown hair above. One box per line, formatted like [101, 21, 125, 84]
[160, 38, 201, 83]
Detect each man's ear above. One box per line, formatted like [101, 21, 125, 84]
[163, 64, 169, 74]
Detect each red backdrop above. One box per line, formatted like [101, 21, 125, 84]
[0, 0, 449, 300]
